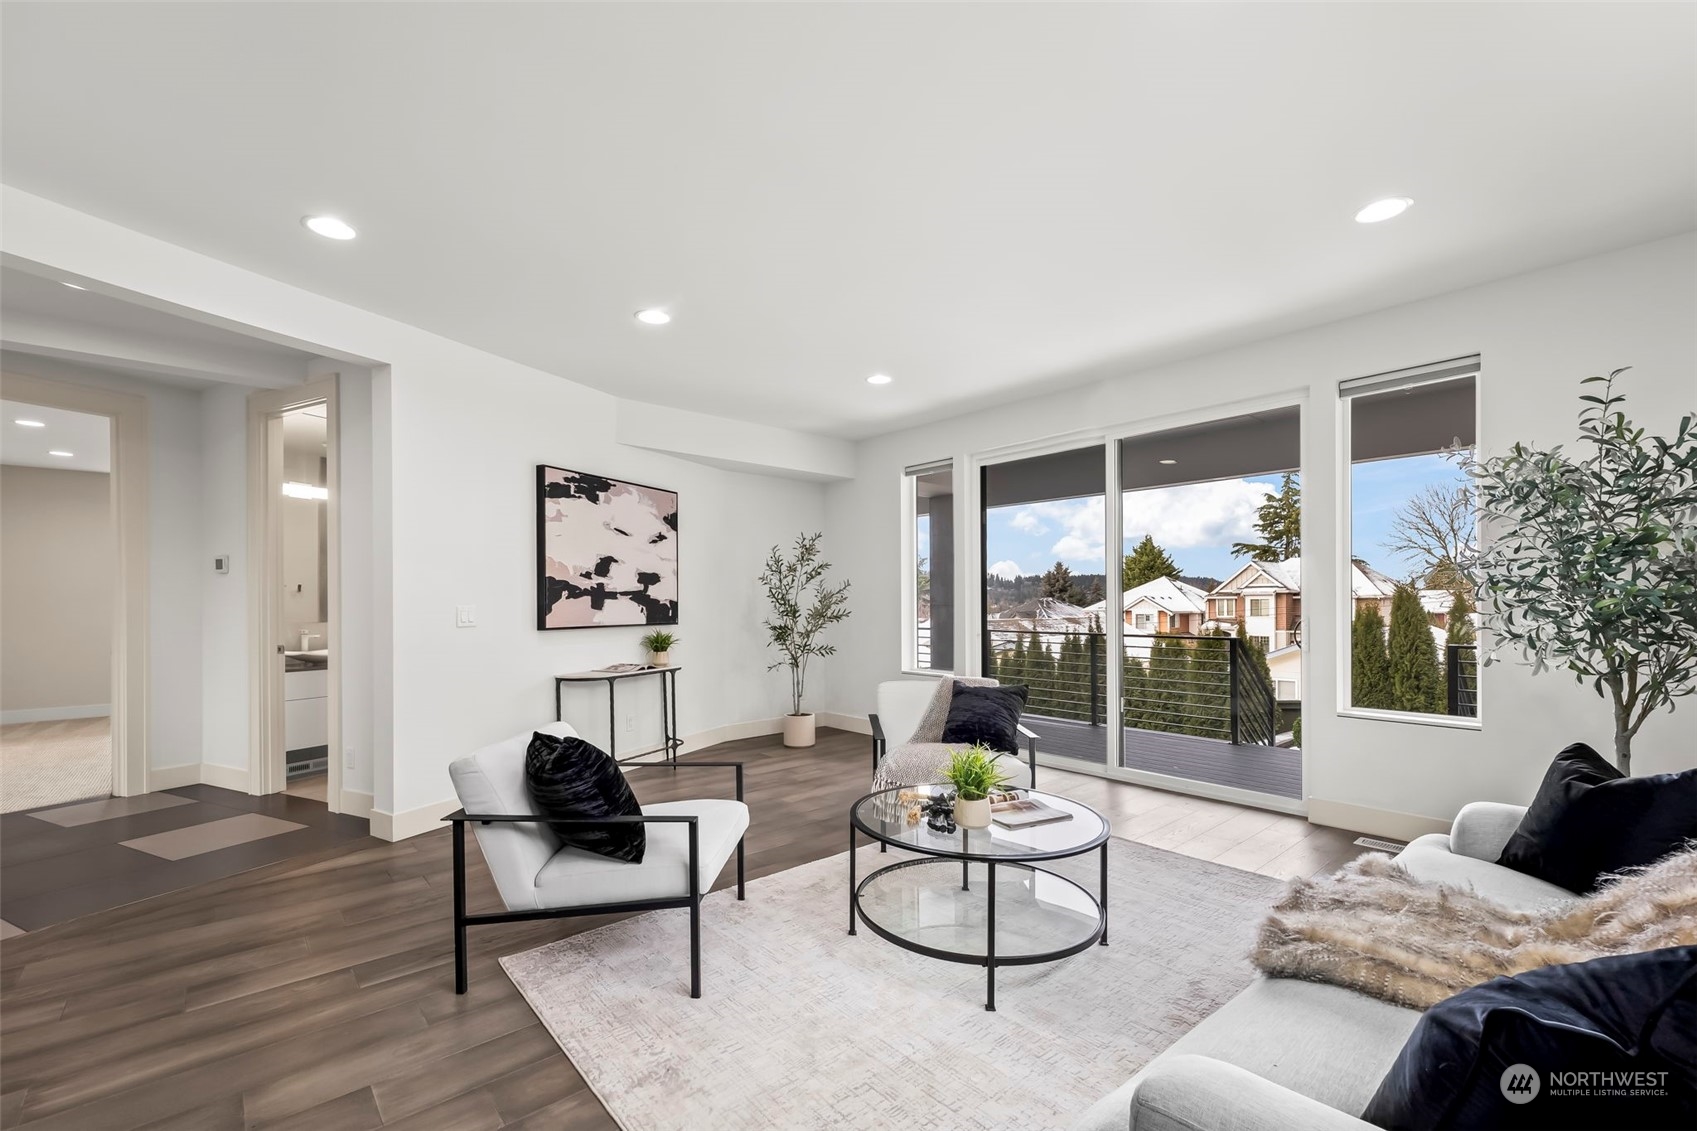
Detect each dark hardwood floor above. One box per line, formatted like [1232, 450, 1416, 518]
[0, 728, 1364, 1129]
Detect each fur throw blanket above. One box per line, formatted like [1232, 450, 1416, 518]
[1251, 846, 1697, 1010]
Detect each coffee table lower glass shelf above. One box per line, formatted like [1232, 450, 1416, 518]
[847, 787, 1110, 1011]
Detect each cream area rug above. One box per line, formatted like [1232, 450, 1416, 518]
[1, 717, 111, 813]
[502, 838, 1282, 1130]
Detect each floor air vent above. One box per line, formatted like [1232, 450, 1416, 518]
[1353, 836, 1407, 853]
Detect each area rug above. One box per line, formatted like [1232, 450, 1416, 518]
[1, 717, 111, 813]
[501, 838, 1283, 1130]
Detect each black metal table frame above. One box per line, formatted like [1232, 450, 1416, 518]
[555, 666, 681, 763]
[846, 788, 1110, 1011]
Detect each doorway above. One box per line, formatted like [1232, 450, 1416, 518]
[248, 378, 342, 809]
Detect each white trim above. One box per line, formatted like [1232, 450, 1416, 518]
[817, 711, 873, 736]
[1, 371, 150, 796]
[1307, 798, 1450, 841]
[0, 704, 111, 724]
[1335, 706, 1481, 731]
[1050, 758, 1308, 816]
[371, 798, 459, 842]
[148, 763, 200, 789]
[200, 761, 252, 791]
[338, 789, 375, 820]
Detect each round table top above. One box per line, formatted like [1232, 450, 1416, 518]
[850, 785, 1109, 862]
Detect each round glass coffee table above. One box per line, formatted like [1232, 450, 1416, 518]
[847, 785, 1110, 1011]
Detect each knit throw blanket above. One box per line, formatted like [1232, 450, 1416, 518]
[1250, 846, 1697, 1010]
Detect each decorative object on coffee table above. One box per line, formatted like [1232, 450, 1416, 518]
[942, 744, 1012, 829]
[537, 465, 679, 629]
[848, 785, 1110, 1011]
[759, 532, 851, 748]
[1463, 370, 1697, 773]
[640, 630, 677, 667]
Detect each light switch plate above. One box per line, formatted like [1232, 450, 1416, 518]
[455, 604, 477, 628]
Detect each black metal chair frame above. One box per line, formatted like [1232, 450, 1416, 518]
[868, 715, 1041, 789]
[446, 760, 744, 999]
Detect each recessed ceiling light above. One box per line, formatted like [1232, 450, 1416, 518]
[302, 215, 357, 240]
[1354, 197, 1413, 224]
[1158, 458, 1178, 465]
[634, 309, 671, 326]
[867, 373, 893, 386]
[14, 419, 46, 428]
[48, 450, 74, 458]
[61, 282, 86, 290]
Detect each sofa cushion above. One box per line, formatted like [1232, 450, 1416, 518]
[525, 732, 645, 864]
[1497, 743, 1697, 894]
[1397, 834, 1576, 912]
[1362, 946, 1697, 1130]
[532, 798, 749, 909]
[449, 721, 575, 913]
[941, 682, 1029, 752]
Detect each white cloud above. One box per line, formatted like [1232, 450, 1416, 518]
[1008, 510, 1048, 535]
[987, 559, 1025, 580]
[1123, 479, 1267, 549]
[1006, 499, 1106, 567]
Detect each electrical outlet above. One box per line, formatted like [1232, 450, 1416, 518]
[455, 605, 477, 628]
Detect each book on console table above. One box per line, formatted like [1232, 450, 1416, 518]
[593, 662, 655, 673]
[990, 797, 1073, 829]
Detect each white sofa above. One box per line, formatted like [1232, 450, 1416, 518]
[1074, 802, 1576, 1131]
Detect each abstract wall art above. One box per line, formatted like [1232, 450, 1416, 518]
[536, 466, 679, 629]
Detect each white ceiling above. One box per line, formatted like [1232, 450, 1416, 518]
[2, 3, 1692, 440]
[0, 399, 111, 473]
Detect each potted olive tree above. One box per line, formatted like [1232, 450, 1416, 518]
[1465, 369, 1697, 773]
[943, 745, 1012, 829]
[640, 630, 677, 667]
[759, 532, 851, 747]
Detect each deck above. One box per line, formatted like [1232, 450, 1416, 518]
[1025, 714, 1303, 800]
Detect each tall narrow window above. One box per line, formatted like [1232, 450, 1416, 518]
[906, 462, 954, 672]
[1343, 358, 1479, 720]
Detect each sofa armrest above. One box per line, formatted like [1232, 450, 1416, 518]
[1125, 1056, 1374, 1131]
[1448, 801, 1528, 862]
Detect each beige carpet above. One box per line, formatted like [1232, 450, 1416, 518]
[0, 717, 111, 813]
[503, 837, 1283, 1130]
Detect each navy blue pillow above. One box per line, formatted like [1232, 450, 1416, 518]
[1497, 743, 1697, 893]
[524, 732, 645, 863]
[1363, 946, 1697, 1130]
[940, 683, 1029, 753]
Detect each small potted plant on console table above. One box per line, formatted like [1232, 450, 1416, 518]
[641, 630, 677, 667]
[944, 745, 1011, 829]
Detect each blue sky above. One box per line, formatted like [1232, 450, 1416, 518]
[979, 453, 1470, 586]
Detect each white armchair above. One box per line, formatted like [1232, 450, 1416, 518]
[446, 720, 750, 998]
[869, 678, 1040, 788]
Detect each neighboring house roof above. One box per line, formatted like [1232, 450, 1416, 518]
[1084, 575, 1209, 618]
[1212, 556, 1301, 595]
[1350, 558, 1401, 599]
[1418, 588, 1460, 615]
[989, 596, 1095, 636]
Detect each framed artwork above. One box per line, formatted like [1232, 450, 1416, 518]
[536, 466, 679, 629]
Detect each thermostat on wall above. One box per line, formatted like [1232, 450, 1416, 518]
[214, 554, 231, 574]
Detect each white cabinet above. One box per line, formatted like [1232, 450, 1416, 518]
[284, 668, 329, 750]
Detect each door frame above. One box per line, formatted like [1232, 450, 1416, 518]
[247, 375, 342, 807]
[1, 371, 151, 795]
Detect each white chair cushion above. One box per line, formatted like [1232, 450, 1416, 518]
[448, 720, 578, 913]
[530, 798, 750, 911]
[876, 679, 944, 747]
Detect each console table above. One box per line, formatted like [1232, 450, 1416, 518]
[554, 666, 682, 764]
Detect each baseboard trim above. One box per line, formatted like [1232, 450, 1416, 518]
[339, 789, 375, 820]
[1307, 798, 1450, 841]
[817, 711, 872, 736]
[371, 798, 459, 842]
[199, 762, 252, 792]
[149, 763, 200, 789]
[673, 717, 782, 756]
[1, 704, 111, 724]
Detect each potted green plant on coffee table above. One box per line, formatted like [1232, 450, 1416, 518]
[640, 630, 677, 667]
[944, 745, 1012, 829]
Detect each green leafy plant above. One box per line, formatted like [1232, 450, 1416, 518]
[759, 532, 852, 717]
[640, 630, 677, 653]
[1464, 369, 1697, 773]
[942, 744, 1012, 801]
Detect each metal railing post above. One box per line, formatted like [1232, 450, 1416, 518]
[1089, 633, 1101, 726]
[1446, 643, 1460, 716]
[1228, 637, 1242, 746]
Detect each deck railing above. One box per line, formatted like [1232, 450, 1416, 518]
[1446, 643, 1479, 718]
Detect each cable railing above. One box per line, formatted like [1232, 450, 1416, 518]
[985, 628, 1279, 746]
[1446, 643, 1479, 718]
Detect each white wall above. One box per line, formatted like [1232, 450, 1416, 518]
[824, 233, 1697, 833]
[199, 383, 250, 777]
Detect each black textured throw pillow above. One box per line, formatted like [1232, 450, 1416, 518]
[940, 683, 1029, 752]
[1362, 946, 1697, 1131]
[1497, 743, 1697, 893]
[524, 732, 645, 864]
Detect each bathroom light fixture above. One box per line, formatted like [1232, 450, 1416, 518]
[61, 282, 86, 290]
[302, 215, 357, 240]
[1354, 197, 1413, 224]
[14, 419, 46, 428]
[634, 309, 671, 326]
[1158, 458, 1178, 465]
[48, 450, 74, 458]
[281, 481, 329, 500]
[867, 373, 893, 386]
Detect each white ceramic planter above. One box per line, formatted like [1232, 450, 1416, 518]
[782, 713, 816, 748]
[650, 651, 670, 667]
[955, 796, 992, 829]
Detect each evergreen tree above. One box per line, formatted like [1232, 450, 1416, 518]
[1040, 561, 1086, 605]
[1351, 605, 1393, 709]
[1387, 585, 1443, 713]
[1122, 653, 1147, 730]
[1145, 636, 1190, 734]
[1231, 473, 1301, 561]
[1234, 621, 1272, 685]
[1192, 632, 1232, 739]
[1122, 535, 1181, 590]
[1444, 590, 1477, 713]
[1025, 630, 1055, 714]
[1084, 578, 1105, 606]
[1057, 631, 1086, 721]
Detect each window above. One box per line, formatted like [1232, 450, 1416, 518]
[1132, 612, 1155, 632]
[1247, 597, 1272, 618]
[1276, 679, 1297, 700]
[1250, 635, 1270, 652]
[1213, 596, 1237, 617]
[1342, 358, 1479, 720]
[906, 462, 954, 672]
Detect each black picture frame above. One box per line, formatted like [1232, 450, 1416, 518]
[536, 464, 680, 630]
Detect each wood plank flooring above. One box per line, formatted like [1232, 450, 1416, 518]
[0, 729, 1366, 1129]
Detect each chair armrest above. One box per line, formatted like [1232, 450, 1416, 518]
[1016, 723, 1038, 741]
[870, 714, 886, 743]
[1123, 1055, 1373, 1131]
[625, 760, 744, 801]
[1449, 801, 1528, 862]
[445, 809, 698, 827]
